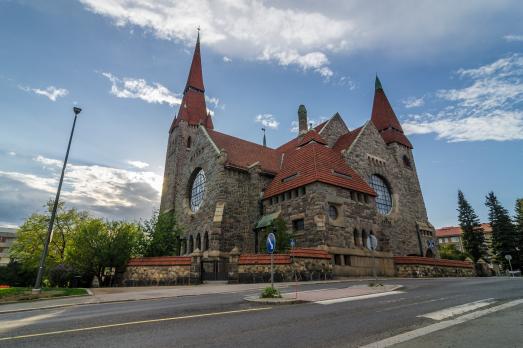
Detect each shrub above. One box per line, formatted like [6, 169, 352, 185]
[260, 286, 281, 298]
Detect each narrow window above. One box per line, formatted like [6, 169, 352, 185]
[328, 205, 338, 220]
[353, 229, 360, 247]
[187, 136, 192, 148]
[362, 230, 368, 248]
[292, 219, 304, 232]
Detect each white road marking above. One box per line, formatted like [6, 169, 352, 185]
[418, 298, 495, 320]
[359, 298, 523, 348]
[316, 291, 404, 305]
[0, 310, 64, 333]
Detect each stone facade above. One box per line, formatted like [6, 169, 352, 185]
[159, 35, 436, 270]
[394, 256, 475, 277]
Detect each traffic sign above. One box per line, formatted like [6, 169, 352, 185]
[367, 234, 378, 251]
[505, 254, 512, 261]
[266, 233, 276, 254]
[290, 239, 296, 248]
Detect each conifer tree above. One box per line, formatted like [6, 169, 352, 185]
[514, 199, 523, 266]
[457, 190, 486, 262]
[485, 192, 519, 270]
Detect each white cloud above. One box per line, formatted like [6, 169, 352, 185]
[127, 160, 149, 169]
[19, 85, 68, 101]
[403, 54, 523, 142]
[255, 114, 279, 129]
[504, 34, 523, 42]
[101, 72, 182, 106]
[223, 56, 232, 63]
[8, 151, 16, 156]
[402, 97, 425, 108]
[16, 155, 162, 209]
[80, 1, 521, 78]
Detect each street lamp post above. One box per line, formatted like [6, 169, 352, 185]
[33, 107, 82, 292]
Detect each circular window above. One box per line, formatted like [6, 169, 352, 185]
[328, 205, 338, 220]
[190, 169, 206, 212]
[369, 175, 393, 215]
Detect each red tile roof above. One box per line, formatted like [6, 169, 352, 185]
[263, 139, 376, 198]
[127, 256, 192, 267]
[436, 223, 492, 238]
[371, 79, 412, 149]
[207, 129, 281, 174]
[298, 129, 327, 147]
[333, 126, 362, 151]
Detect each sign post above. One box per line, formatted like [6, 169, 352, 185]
[367, 234, 378, 281]
[290, 239, 297, 299]
[505, 254, 514, 278]
[266, 232, 276, 289]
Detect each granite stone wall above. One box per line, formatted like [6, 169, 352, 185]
[342, 122, 436, 257]
[394, 256, 475, 277]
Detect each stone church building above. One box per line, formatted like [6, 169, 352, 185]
[160, 34, 436, 264]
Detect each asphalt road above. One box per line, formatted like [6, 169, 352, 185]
[1, 278, 522, 348]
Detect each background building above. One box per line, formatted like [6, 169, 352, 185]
[436, 223, 493, 258]
[0, 227, 17, 266]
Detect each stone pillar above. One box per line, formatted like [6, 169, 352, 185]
[190, 248, 203, 284]
[228, 247, 240, 284]
[298, 104, 308, 135]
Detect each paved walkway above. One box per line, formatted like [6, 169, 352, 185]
[281, 284, 400, 302]
[0, 280, 354, 314]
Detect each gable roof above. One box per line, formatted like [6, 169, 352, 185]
[263, 140, 376, 199]
[207, 129, 280, 174]
[436, 223, 492, 238]
[298, 129, 327, 147]
[333, 126, 363, 152]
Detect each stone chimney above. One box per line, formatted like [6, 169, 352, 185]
[298, 104, 308, 135]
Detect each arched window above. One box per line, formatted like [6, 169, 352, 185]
[187, 136, 192, 148]
[353, 229, 360, 247]
[362, 229, 368, 248]
[204, 232, 209, 251]
[196, 233, 201, 251]
[189, 169, 206, 212]
[189, 235, 194, 253]
[369, 175, 393, 215]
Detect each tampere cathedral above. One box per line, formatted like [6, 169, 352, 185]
[160, 34, 436, 260]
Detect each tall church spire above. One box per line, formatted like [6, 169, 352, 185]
[370, 75, 412, 148]
[170, 30, 212, 131]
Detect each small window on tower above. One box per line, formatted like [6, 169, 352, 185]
[292, 219, 304, 231]
[403, 155, 411, 168]
[187, 136, 192, 149]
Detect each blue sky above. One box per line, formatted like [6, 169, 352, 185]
[1, 0, 522, 228]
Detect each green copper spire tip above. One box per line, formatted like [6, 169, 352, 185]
[375, 75, 383, 91]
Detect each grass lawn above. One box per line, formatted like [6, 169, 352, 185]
[0, 287, 88, 303]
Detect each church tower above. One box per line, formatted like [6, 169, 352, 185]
[161, 32, 213, 213]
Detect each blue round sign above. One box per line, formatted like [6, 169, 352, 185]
[266, 233, 276, 253]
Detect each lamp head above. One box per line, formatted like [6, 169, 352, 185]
[73, 107, 82, 116]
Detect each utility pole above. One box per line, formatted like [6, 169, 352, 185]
[33, 107, 82, 293]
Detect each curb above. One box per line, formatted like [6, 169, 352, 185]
[244, 284, 405, 305]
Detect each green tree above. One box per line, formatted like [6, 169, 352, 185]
[438, 244, 468, 261]
[9, 201, 88, 275]
[260, 217, 293, 253]
[514, 199, 523, 267]
[141, 210, 182, 256]
[485, 192, 519, 270]
[457, 190, 487, 262]
[68, 219, 143, 285]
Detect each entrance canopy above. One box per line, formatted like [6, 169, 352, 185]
[255, 211, 280, 229]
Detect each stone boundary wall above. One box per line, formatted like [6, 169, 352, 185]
[328, 246, 395, 277]
[233, 248, 333, 284]
[394, 256, 475, 278]
[123, 256, 196, 286]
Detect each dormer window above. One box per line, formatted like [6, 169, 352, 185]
[282, 173, 298, 183]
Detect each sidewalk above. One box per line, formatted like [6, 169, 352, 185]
[0, 279, 357, 314]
